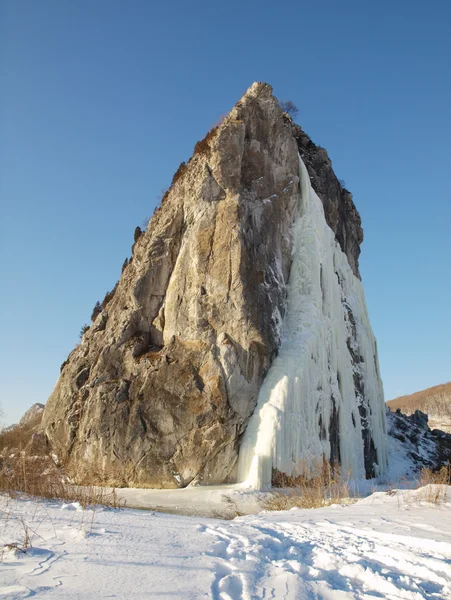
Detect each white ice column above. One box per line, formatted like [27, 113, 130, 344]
[237, 155, 388, 490]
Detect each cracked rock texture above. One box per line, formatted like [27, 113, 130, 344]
[42, 83, 364, 487]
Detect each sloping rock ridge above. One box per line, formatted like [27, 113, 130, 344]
[42, 82, 379, 488]
[387, 382, 451, 433]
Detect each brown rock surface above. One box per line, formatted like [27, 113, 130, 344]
[42, 83, 364, 487]
[387, 382, 451, 433]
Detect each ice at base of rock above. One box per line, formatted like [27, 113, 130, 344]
[238, 155, 388, 489]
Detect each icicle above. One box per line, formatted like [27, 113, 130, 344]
[237, 155, 388, 490]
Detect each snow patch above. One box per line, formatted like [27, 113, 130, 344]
[1, 488, 451, 598]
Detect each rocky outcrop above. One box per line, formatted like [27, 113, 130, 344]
[387, 407, 451, 471]
[387, 382, 451, 433]
[42, 83, 366, 488]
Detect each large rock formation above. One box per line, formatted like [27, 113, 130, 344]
[42, 82, 383, 488]
[387, 407, 451, 474]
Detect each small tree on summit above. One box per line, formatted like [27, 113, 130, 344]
[279, 100, 299, 119]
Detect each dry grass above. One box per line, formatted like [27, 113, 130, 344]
[262, 464, 353, 511]
[398, 464, 451, 507]
[0, 484, 121, 563]
[101, 282, 119, 310]
[0, 516, 33, 561]
[417, 464, 451, 486]
[0, 415, 42, 454]
[193, 125, 219, 156]
[0, 453, 124, 509]
[414, 464, 450, 504]
[387, 381, 451, 419]
[0, 446, 126, 563]
[171, 161, 188, 186]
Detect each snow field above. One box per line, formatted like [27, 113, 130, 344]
[1, 487, 451, 599]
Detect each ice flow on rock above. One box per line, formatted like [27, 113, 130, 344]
[238, 155, 388, 489]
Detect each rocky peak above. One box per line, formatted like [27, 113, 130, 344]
[41, 83, 369, 488]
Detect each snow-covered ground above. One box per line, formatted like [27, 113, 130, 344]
[1, 486, 451, 599]
[426, 413, 451, 434]
[110, 483, 264, 518]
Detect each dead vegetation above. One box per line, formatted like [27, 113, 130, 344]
[417, 463, 451, 486]
[0, 464, 123, 563]
[101, 281, 119, 310]
[413, 464, 451, 504]
[0, 414, 43, 457]
[193, 125, 219, 156]
[387, 382, 451, 419]
[0, 513, 32, 561]
[279, 99, 299, 118]
[0, 452, 124, 509]
[383, 464, 451, 508]
[263, 464, 353, 511]
[1, 419, 124, 509]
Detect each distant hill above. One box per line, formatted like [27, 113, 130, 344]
[387, 382, 451, 433]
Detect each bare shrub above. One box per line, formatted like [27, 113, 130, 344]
[399, 464, 451, 507]
[133, 226, 143, 243]
[171, 162, 187, 186]
[121, 257, 131, 272]
[263, 463, 353, 511]
[156, 188, 169, 206]
[101, 282, 118, 310]
[91, 301, 102, 322]
[0, 452, 124, 509]
[415, 464, 450, 504]
[418, 464, 451, 486]
[193, 126, 219, 156]
[79, 324, 90, 340]
[1, 519, 32, 559]
[279, 100, 299, 118]
[0, 415, 43, 454]
[141, 216, 151, 231]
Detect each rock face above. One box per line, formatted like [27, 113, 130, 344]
[387, 408, 451, 472]
[387, 382, 451, 433]
[42, 82, 377, 488]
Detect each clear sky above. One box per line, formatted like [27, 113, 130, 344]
[1, 0, 450, 425]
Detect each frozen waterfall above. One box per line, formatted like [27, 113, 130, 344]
[237, 155, 388, 490]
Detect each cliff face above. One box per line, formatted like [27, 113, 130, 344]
[42, 83, 371, 487]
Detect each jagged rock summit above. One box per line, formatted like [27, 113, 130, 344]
[42, 82, 386, 488]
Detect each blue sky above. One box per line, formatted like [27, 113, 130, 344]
[1, 0, 450, 424]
